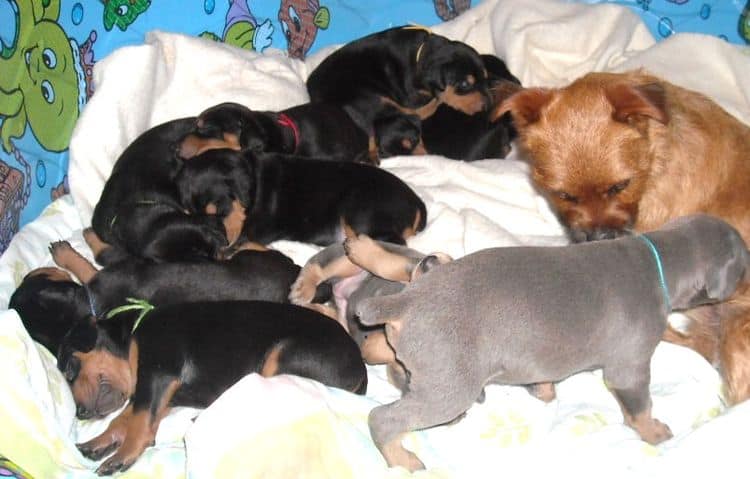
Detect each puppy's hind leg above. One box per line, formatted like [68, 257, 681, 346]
[605, 362, 672, 445]
[369, 388, 476, 471]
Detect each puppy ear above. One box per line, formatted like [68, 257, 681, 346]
[605, 82, 669, 125]
[492, 88, 553, 126]
[410, 253, 452, 281]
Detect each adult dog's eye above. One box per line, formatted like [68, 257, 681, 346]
[556, 191, 578, 203]
[606, 179, 631, 197]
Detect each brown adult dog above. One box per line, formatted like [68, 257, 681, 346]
[495, 69, 750, 404]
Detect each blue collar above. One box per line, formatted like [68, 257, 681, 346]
[638, 235, 671, 311]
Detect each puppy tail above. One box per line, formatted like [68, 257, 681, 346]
[356, 294, 408, 327]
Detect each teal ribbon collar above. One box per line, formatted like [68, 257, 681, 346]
[638, 235, 671, 311]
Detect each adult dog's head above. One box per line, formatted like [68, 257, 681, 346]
[494, 71, 670, 242]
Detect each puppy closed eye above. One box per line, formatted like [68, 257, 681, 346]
[606, 179, 631, 197]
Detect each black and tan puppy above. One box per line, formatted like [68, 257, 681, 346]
[175, 148, 427, 246]
[375, 54, 522, 160]
[188, 101, 374, 163]
[306, 26, 491, 134]
[9, 240, 303, 355]
[90, 118, 241, 265]
[59, 300, 367, 475]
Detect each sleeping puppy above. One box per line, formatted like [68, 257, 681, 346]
[356, 214, 750, 470]
[374, 54, 522, 160]
[185, 101, 375, 163]
[90, 118, 240, 265]
[9, 240, 304, 355]
[174, 148, 427, 246]
[59, 300, 366, 475]
[306, 26, 491, 134]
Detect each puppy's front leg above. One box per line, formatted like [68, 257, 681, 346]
[77, 404, 133, 461]
[95, 378, 181, 475]
[49, 240, 98, 284]
[605, 364, 672, 445]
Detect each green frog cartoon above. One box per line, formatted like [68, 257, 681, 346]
[0, 0, 86, 153]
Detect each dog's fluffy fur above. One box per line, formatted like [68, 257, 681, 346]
[496, 69, 750, 404]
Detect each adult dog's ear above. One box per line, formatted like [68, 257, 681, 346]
[605, 82, 669, 126]
[493, 88, 554, 127]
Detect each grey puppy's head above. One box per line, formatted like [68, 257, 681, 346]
[652, 214, 749, 310]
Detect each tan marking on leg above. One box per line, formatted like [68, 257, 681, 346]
[96, 378, 180, 474]
[380, 433, 425, 471]
[289, 256, 363, 305]
[261, 343, 284, 377]
[344, 234, 415, 283]
[360, 330, 396, 365]
[77, 403, 133, 457]
[50, 241, 98, 284]
[621, 406, 673, 445]
[83, 227, 110, 259]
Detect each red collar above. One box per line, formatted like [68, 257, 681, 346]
[277, 113, 300, 151]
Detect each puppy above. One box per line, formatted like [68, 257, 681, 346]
[289, 235, 450, 381]
[306, 26, 491, 134]
[90, 118, 240, 265]
[9, 240, 303, 355]
[495, 69, 750, 403]
[59, 300, 366, 475]
[375, 54, 522, 160]
[356, 214, 750, 470]
[186, 101, 374, 163]
[174, 148, 427, 246]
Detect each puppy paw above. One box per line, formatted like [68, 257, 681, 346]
[77, 437, 121, 461]
[343, 234, 379, 267]
[48, 240, 76, 269]
[639, 418, 673, 445]
[288, 263, 323, 305]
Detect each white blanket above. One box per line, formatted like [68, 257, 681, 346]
[2, 0, 749, 477]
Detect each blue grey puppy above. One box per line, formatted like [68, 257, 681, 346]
[356, 214, 750, 471]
